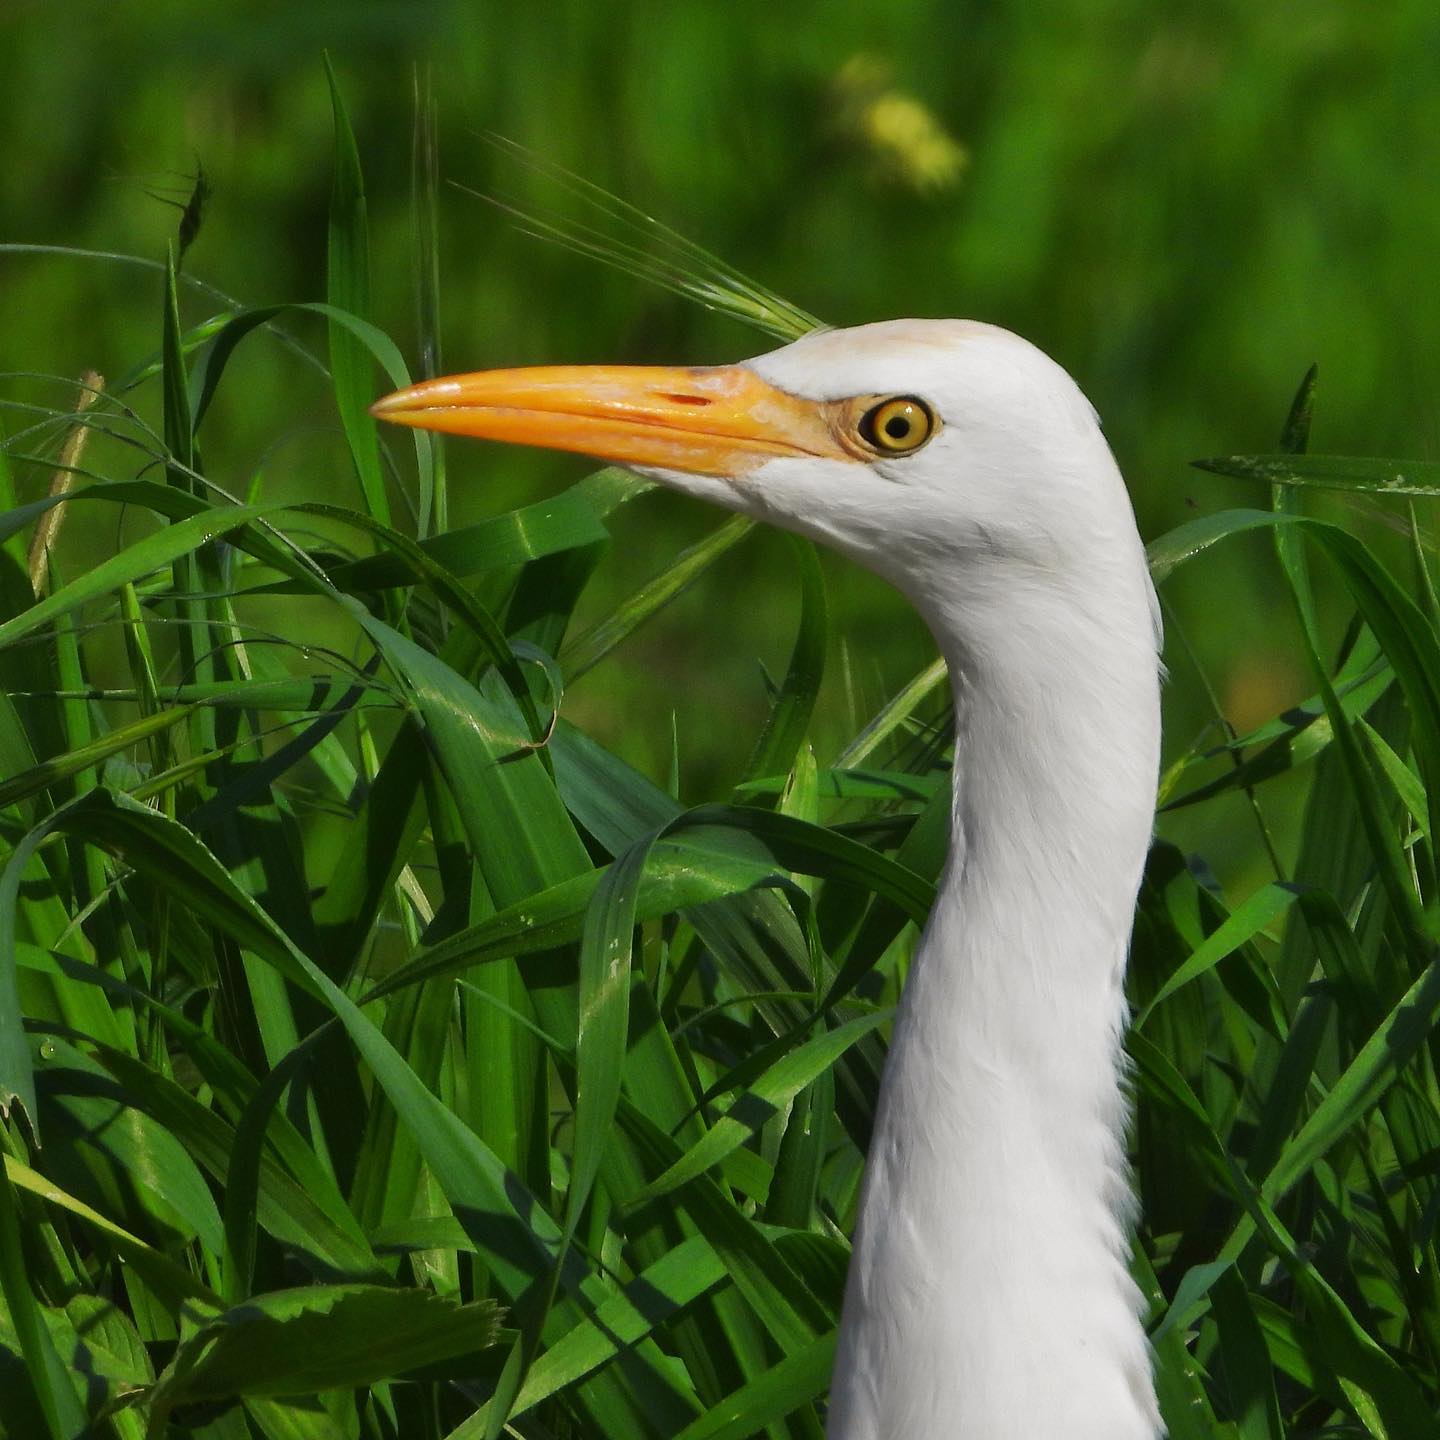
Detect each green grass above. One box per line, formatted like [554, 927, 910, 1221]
[5, 68, 1440, 1440]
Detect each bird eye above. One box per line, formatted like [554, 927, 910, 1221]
[858, 397, 934, 455]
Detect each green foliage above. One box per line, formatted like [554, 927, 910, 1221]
[5, 53, 1440, 1440]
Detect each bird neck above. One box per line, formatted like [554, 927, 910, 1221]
[827, 553, 1163, 1440]
[937, 562, 1162, 954]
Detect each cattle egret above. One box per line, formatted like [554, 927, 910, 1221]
[372, 319, 1164, 1439]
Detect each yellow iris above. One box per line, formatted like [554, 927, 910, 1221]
[861, 397, 934, 454]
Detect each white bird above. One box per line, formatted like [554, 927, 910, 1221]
[372, 319, 1164, 1440]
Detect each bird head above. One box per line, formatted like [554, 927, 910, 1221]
[371, 319, 1147, 641]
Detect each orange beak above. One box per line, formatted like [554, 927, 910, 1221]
[369, 363, 851, 477]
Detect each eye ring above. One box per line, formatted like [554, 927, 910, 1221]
[858, 396, 935, 455]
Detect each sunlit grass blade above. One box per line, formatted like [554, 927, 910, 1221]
[0, 501, 281, 653]
[629, 1009, 890, 1204]
[1134, 882, 1298, 1027]
[1147, 508, 1287, 585]
[314, 476, 626, 594]
[667, 1331, 837, 1440]
[1261, 957, 1440, 1206]
[1194, 452, 1440, 496]
[559, 513, 750, 681]
[448, 1238, 725, 1435]
[3, 1152, 219, 1312]
[834, 655, 948, 769]
[0, 703, 198, 809]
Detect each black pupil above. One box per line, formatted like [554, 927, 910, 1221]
[884, 412, 912, 441]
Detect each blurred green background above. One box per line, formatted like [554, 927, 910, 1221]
[5, 0, 1439, 879]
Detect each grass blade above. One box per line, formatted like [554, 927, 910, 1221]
[323, 56, 389, 525]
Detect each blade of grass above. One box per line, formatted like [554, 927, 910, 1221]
[323, 55, 390, 527]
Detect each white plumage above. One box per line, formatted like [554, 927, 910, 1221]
[374, 319, 1165, 1438]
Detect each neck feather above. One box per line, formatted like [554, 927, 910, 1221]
[827, 552, 1163, 1440]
